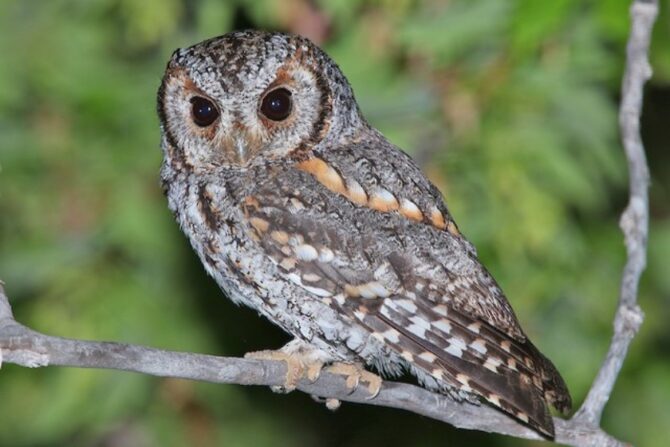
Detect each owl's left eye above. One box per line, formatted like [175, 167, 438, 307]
[260, 88, 293, 121]
[190, 96, 219, 127]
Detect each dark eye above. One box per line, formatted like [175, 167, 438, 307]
[260, 88, 292, 121]
[190, 96, 219, 127]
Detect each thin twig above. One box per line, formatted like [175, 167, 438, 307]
[573, 0, 655, 427]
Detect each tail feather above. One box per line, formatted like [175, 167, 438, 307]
[384, 297, 572, 414]
[359, 304, 569, 438]
[376, 313, 556, 437]
[526, 341, 572, 414]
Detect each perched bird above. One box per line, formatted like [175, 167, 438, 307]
[157, 30, 571, 437]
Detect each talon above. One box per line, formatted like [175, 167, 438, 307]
[306, 361, 324, 383]
[362, 371, 382, 399]
[244, 341, 330, 392]
[245, 350, 305, 392]
[325, 362, 382, 398]
[346, 372, 360, 390]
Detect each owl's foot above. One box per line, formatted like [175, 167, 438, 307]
[244, 339, 330, 393]
[244, 349, 309, 392]
[325, 362, 383, 399]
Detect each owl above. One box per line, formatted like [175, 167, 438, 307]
[157, 30, 571, 437]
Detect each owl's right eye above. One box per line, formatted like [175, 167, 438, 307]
[190, 96, 219, 127]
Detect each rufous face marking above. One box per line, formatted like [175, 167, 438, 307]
[159, 34, 341, 167]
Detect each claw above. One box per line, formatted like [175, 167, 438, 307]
[244, 340, 330, 392]
[245, 342, 382, 406]
[245, 350, 306, 392]
[325, 362, 383, 399]
[305, 361, 324, 383]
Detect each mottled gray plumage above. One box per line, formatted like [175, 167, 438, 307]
[157, 30, 571, 437]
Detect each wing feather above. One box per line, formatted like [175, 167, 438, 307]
[240, 164, 570, 436]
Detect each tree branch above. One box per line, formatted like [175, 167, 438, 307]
[573, 0, 656, 427]
[0, 283, 622, 446]
[0, 1, 657, 445]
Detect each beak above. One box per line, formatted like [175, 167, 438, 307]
[218, 119, 264, 165]
[233, 134, 249, 164]
[218, 130, 254, 165]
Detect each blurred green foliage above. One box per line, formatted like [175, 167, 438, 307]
[1, 0, 669, 446]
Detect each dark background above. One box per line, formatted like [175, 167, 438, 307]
[1, 1, 669, 446]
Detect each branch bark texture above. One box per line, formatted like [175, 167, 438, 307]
[573, 0, 656, 427]
[0, 285, 624, 447]
[0, 1, 657, 446]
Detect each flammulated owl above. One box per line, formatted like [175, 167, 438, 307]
[157, 30, 571, 437]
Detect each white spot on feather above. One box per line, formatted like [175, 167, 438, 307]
[467, 322, 481, 334]
[395, 299, 417, 313]
[445, 337, 466, 358]
[456, 374, 472, 392]
[302, 273, 321, 282]
[287, 273, 302, 285]
[382, 329, 400, 343]
[349, 282, 389, 299]
[407, 323, 426, 338]
[484, 356, 502, 372]
[365, 281, 390, 298]
[409, 315, 431, 329]
[418, 351, 437, 363]
[302, 284, 332, 297]
[379, 304, 393, 320]
[295, 244, 318, 261]
[400, 350, 414, 362]
[470, 338, 487, 355]
[318, 247, 334, 263]
[433, 318, 452, 334]
[488, 393, 501, 407]
[288, 234, 304, 247]
[433, 304, 448, 316]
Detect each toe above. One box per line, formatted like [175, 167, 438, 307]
[325, 362, 382, 397]
[244, 349, 305, 392]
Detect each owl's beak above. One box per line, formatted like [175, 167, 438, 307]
[233, 135, 249, 164]
[218, 115, 266, 165]
[219, 130, 258, 165]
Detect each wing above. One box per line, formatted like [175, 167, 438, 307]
[241, 142, 571, 437]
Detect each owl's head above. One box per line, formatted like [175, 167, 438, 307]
[158, 30, 365, 168]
